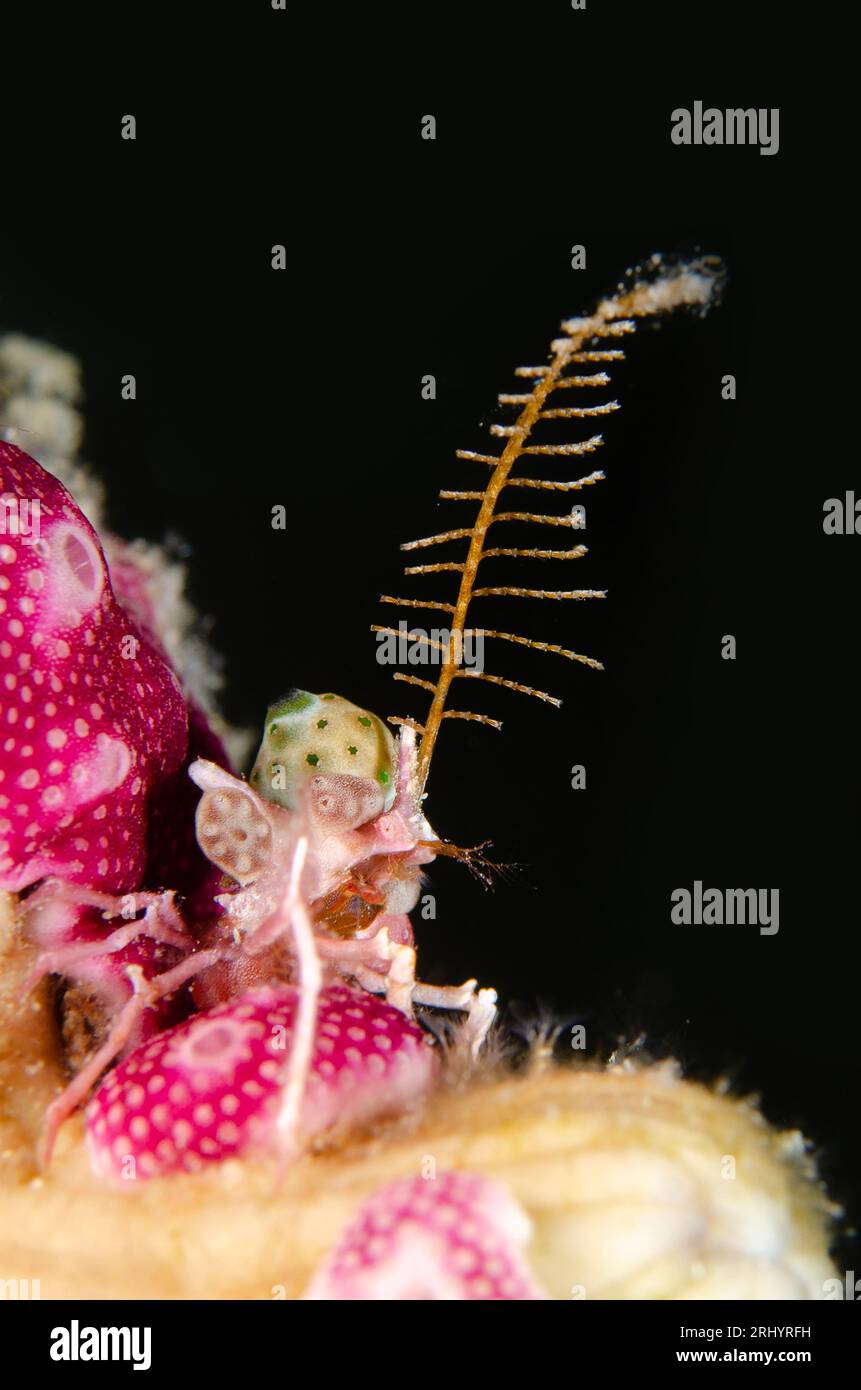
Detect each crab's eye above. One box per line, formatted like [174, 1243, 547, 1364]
[251, 690, 397, 813]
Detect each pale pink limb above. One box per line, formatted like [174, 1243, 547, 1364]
[21, 905, 189, 998]
[312, 912, 411, 972]
[348, 961, 479, 1012]
[40, 946, 227, 1166]
[274, 836, 323, 1167]
[318, 913, 418, 1014]
[463, 988, 498, 1058]
[384, 938, 418, 1016]
[348, 959, 496, 1055]
[316, 935, 388, 964]
[416, 979, 483, 1012]
[22, 878, 185, 930]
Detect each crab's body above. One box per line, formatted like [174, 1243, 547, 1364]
[188, 717, 443, 1009]
[26, 703, 495, 1162]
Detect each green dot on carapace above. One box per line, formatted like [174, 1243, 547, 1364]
[306, 753, 320, 766]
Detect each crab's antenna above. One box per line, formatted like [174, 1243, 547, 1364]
[376, 254, 724, 793]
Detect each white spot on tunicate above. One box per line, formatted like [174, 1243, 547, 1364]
[172, 1120, 193, 1148]
[68, 736, 130, 801]
[47, 728, 67, 748]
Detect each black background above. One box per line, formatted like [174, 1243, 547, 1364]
[2, 5, 858, 1267]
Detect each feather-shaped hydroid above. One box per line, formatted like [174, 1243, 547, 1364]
[376, 254, 724, 790]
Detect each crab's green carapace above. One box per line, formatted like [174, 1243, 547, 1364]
[250, 690, 398, 812]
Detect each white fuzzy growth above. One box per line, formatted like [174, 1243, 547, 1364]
[600, 255, 725, 321]
[0, 334, 81, 404]
[0, 334, 104, 529]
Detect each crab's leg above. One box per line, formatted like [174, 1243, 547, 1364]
[40, 946, 226, 1166]
[314, 914, 417, 1015]
[22, 879, 186, 929]
[22, 903, 189, 998]
[348, 961, 473, 1010]
[384, 937, 418, 1016]
[350, 967, 497, 1050]
[462, 988, 499, 1059]
[347, 960, 497, 1056]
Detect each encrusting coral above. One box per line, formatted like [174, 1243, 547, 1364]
[0, 268, 839, 1299]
